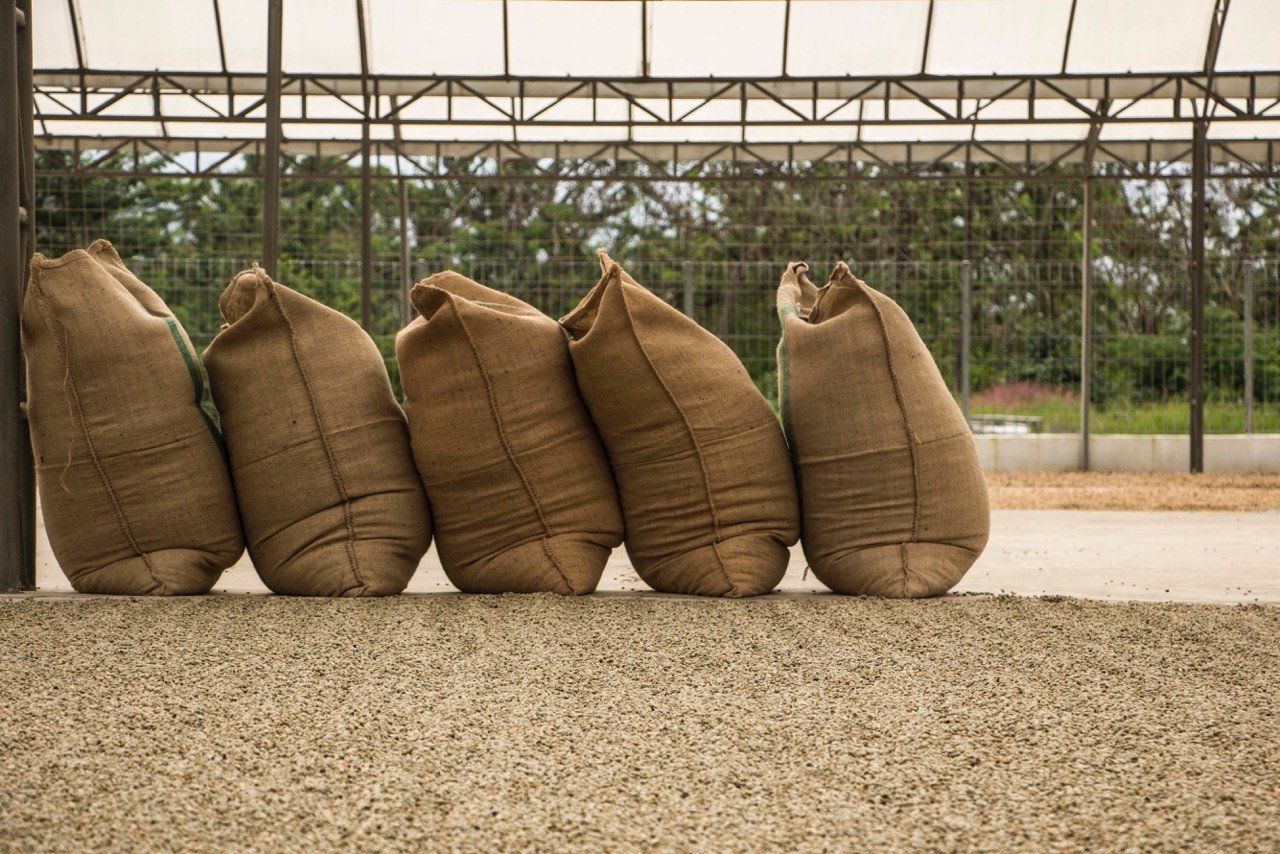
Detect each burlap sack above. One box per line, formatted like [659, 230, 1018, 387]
[777, 261, 989, 598]
[396, 272, 623, 594]
[21, 241, 243, 594]
[561, 251, 799, 597]
[204, 267, 431, 596]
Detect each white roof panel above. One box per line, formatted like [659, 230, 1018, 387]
[1214, 0, 1280, 73]
[1208, 119, 1280, 140]
[786, 0, 930, 76]
[31, 0, 77, 68]
[649, 1, 786, 77]
[1099, 120, 1194, 141]
[509, 1, 643, 76]
[282, 0, 361, 73]
[927, 0, 1073, 75]
[1067, 0, 1215, 74]
[41, 119, 165, 138]
[79, 0, 221, 70]
[368, 0, 505, 75]
[219, 0, 270, 72]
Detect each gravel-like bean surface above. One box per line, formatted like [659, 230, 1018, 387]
[1, 595, 1276, 852]
[987, 471, 1280, 511]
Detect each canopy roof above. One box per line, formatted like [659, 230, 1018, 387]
[30, 0, 1280, 171]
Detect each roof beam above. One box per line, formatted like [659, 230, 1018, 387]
[1061, 0, 1079, 75]
[1204, 0, 1232, 75]
[920, 0, 936, 75]
[501, 0, 510, 77]
[64, 0, 86, 111]
[781, 0, 792, 76]
[1202, 0, 1232, 121]
[210, 0, 234, 114]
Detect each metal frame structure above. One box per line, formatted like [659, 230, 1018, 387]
[4, 0, 1278, 589]
[29, 70, 1280, 174]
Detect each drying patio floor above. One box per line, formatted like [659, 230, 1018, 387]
[1, 595, 1277, 852]
[4, 473, 1278, 851]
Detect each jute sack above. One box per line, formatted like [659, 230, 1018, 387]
[204, 267, 431, 596]
[396, 272, 623, 594]
[561, 251, 799, 597]
[776, 261, 989, 598]
[22, 241, 243, 594]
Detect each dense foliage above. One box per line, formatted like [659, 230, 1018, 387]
[33, 152, 1280, 428]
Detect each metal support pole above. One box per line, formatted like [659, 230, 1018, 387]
[2, 0, 36, 591]
[960, 160, 973, 396]
[1080, 174, 1092, 471]
[1190, 121, 1207, 473]
[960, 259, 972, 424]
[1243, 262, 1254, 435]
[686, 258, 696, 318]
[359, 122, 372, 332]
[396, 174, 412, 325]
[392, 101, 413, 326]
[261, 0, 283, 276]
[16, 0, 33, 586]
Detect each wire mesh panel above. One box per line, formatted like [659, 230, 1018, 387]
[31, 151, 1280, 436]
[970, 259, 1082, 433]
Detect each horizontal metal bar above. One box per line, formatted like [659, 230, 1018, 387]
[31, 111, 1279, 127]
[29, 69, 1280, 101]
[31, 135, 1280, 173]
[35, 164, 1280, 183]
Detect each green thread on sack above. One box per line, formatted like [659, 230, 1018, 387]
[164, 316, 228, 459]
[776, 303, 800, 476]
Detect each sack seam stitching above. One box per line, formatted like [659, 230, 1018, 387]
[452, 300, 574, 594]
[612, 267, 735, 595]
[860, 281, 921, 593]
[264, 276, 366, 593]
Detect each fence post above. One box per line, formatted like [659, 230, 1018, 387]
[261, 0, 283, 277]
[1080, 175, 1093, 471]
[1189, 120, 1207, 473]
[392, 98, 413, 326]
[359, 122, 372, 332]
[682, 259, 694, 319]
[1243, 262, 1254, 435]
[960, 259, 972, 424]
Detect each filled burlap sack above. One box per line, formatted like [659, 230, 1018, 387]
[560, 251, 799, 597]
[204, 267, 431, 596]
[21, 241, 243, 594]
[776, 261, 989, 598]
[396, 272, 623, 594]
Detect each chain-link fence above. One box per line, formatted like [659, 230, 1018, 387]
[31, 154, 1280, 435]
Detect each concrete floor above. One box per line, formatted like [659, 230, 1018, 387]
[30, 510, 1280, 604]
